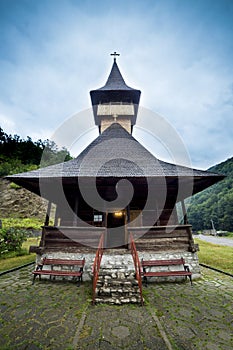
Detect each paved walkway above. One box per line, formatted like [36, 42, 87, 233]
[197, 234, 233, 247]
[0, 266, 232, 349]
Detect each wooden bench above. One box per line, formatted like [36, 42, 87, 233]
[32, 257, 85, 286]
[141, 258, 192, 286]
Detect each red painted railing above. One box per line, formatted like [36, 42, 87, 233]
[130, 233, 144, 306]
[92, 233, 104, 305]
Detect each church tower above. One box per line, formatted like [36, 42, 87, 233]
[90, 52, 141, 134]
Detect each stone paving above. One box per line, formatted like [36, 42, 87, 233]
[0, 266, 232, 349]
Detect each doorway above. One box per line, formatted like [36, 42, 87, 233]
[106, 211, 126, 248]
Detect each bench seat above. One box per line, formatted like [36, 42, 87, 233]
[32, 257, 85, 286]
[141, 258, 192, 285]
[32, 270, 82, 277]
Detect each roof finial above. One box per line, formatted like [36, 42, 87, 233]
[110, 51, 120, 62]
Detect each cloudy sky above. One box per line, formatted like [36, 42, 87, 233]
[0, 0, 232, 169]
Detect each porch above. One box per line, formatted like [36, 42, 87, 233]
[30, 224, 198, 253]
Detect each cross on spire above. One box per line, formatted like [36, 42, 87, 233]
[110, 51, 120, 62]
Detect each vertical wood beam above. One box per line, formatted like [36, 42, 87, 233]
[126, 205, 130, 249]
[126, 205, 130, 223]
[181, 200, 196, 251]
[54, 205, 59, 226]
[181, 200, 188, 225]
[42, 200, 52, 247]
[104, 211, 108, 248]
[44, 201, 51, 226]
[73, 197, 79, 226]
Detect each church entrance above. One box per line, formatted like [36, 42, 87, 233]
[106, 211, 127, 248]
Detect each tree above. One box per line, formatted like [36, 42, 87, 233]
[188, 157, 233, 232]
[0, 127, 72, 176]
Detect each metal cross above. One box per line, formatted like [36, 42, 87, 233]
[110, 51, 120, 62]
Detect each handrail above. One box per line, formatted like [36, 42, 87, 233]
[92, 233, 104, 305]
[130, 233, 144, 306]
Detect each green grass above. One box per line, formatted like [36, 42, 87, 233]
[0, 237, 39, 272]
[22, 237, 41, 250]
[195, 238, 233, 274]
[1, 217, 43, 230]
[0, 254, 35, 271]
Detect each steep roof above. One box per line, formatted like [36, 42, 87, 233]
[98, 61, 136, 91]
[7, 123, 223, 180]
[90, 61, 141, 112]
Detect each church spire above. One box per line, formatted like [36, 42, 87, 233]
[90, 55, 141, 134]
[103, 60, 128, 90]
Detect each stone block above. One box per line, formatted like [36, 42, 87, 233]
[117, 272, 125, 279]
[120, 298, 130, 304]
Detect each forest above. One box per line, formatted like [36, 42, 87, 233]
[0, 127, 72, 176]
[187, 157, 233, 232]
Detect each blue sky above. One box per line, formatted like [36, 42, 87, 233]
[0, 0, 232, 169]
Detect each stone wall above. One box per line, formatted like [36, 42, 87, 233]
[36, 249, 201, 282]
[138, 251, 201, 280]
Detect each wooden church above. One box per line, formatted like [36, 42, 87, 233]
[7, 55, 224, 284]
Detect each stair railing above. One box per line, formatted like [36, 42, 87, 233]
[92, 232, 104, 305]
[130, 233, 144, 305]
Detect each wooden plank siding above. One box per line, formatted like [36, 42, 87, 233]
[41, 226, 106, 249]
[129, 225, 194, 252]
[39, 224, 197, 253]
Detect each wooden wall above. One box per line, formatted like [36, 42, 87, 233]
[130, 225, 194, 252]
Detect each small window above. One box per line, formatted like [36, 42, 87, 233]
[94, 214, 103, 222]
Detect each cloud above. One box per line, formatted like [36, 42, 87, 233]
[0, 0, 232, 169]
[0, 112, 15, 133]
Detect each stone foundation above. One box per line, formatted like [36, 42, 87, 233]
[35, 249, 201, 282]
[138, 250, 201, 280]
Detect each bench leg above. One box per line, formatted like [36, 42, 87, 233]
[184, 265, 193, 286]
[32, 274, 37, 285]
[77, 268, 84, 287]
[32, 273, 42, 284]
[189, 275, 193, 286]
[77, 276, 81, 287]
[143, 275, 148, 287]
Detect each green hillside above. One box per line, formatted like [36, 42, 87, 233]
[187, 157, 233, 231]
[0, 127, 72, 176]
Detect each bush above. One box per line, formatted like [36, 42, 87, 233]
[9, 182, 21, 189]
[0, 228, 28, 256]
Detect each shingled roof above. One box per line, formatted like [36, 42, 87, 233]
[90, 61, 141, 125]
[97, 61, 136, 91]
[7, 123, 223, 182]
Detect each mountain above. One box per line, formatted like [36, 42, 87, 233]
[187, 157, 233, 232]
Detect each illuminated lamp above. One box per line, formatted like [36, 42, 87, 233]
[114, 211, 123, 218]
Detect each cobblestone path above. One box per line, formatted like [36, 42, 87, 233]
[0, 266, 232, 349]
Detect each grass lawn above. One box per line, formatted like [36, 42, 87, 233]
[0, 254, 35, 272]
[1, 217, 43, 230]
[0, 237, 39, 272]
[195, 238, 233, 274]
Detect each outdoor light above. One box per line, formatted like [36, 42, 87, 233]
[114, 211, 123, 217]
